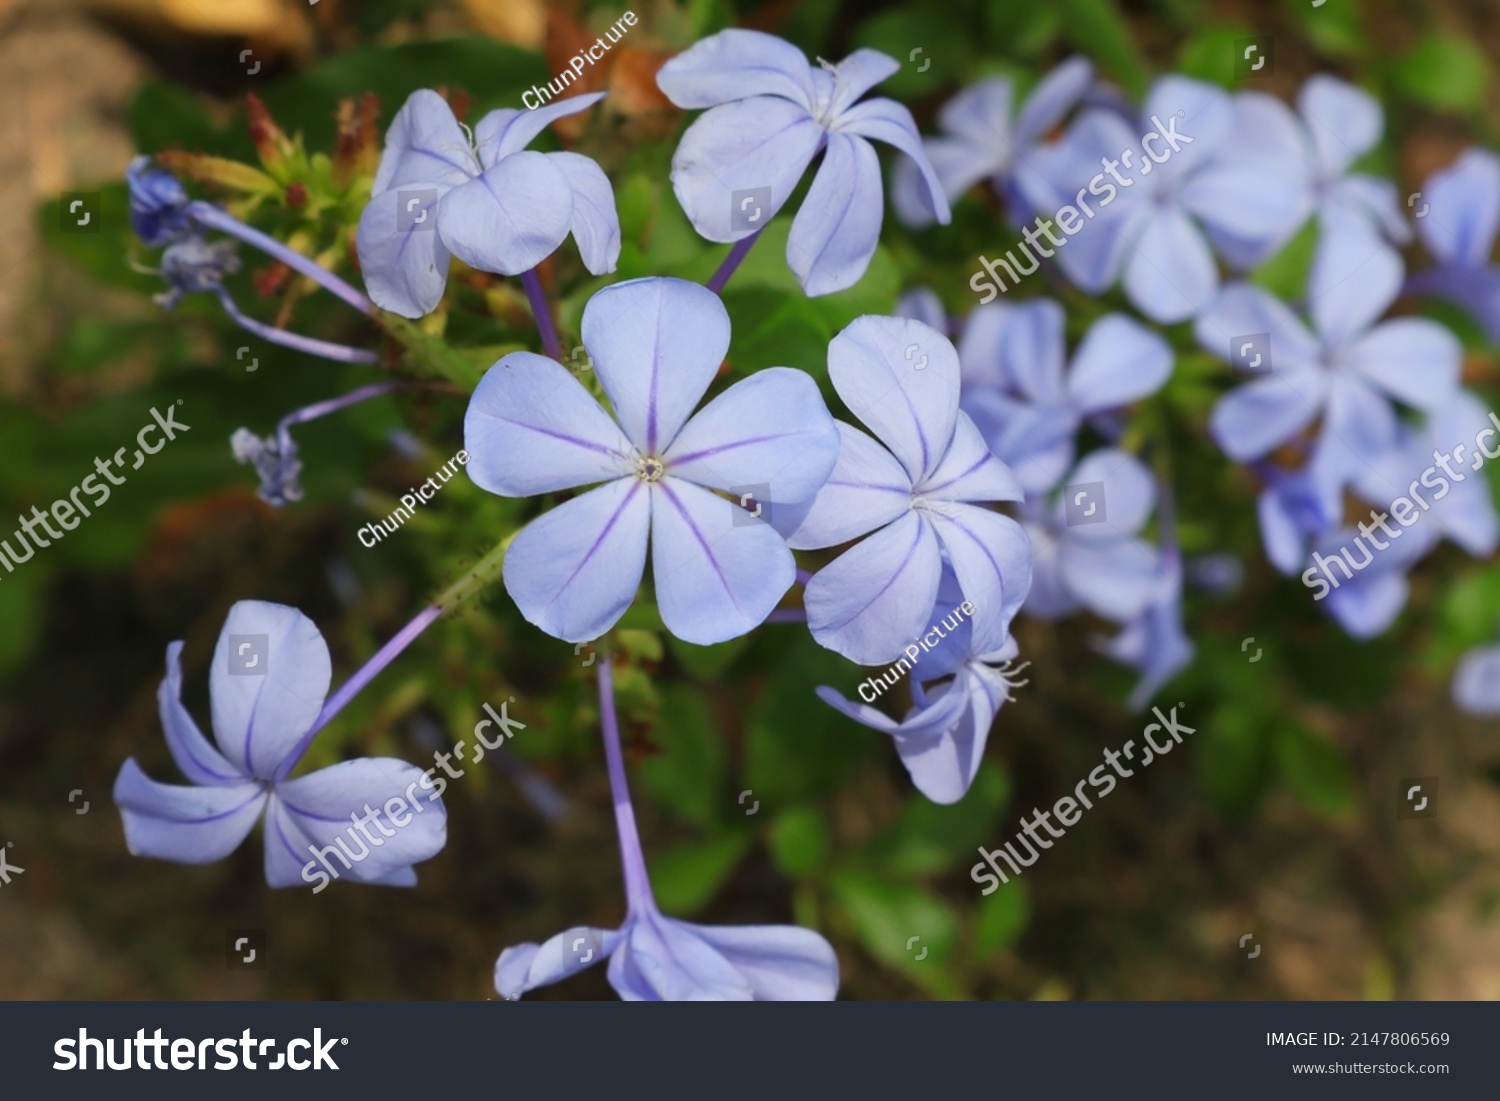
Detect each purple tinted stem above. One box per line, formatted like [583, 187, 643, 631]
[764, 608, 807, 623]
[520, 268, 563, 361]
[598, 658, 658, 915]
[275, 603, 443, 781]
[189, 201, 374, 315]
[706, 229, 762, 294]
[215, 288, 379, 364]
[280, 381, 402, 430]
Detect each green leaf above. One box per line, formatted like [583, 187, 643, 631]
[648, 832, 752, 915]
[1250, 216, 1317, 302]
[830, 870, 959, 991]
[1055, 0, 1150, 98]
[1175, 26, 1254, 88]
[666, 632, 752, 680]
[768, 807, 830, 878]
[852, 10, 975, 100]
[1395, 34, 1491, 114]
[1196, 702, 1273, 818]
[975, 879, 1030, 958]
[0, 567, 47, 677]
[1273, 723, 1357, 818]
[870, 762, 1009, 877]
[638, 686, 727, 828]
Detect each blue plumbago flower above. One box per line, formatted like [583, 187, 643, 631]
[1093, 543, 1194, 711]
[496, 659, 838, 1000]
[1203, 75, 1409, 269]
[1453, 637, 1500, 715]
[113, 601, 447, 888]
[1306, 520, 1431, 639]
[958, 299, 1172, 495]
[356, 90, 620, 318]
[1021, 449, 1162, 623]
[818, 570, 1027, 804]
[1254, 461, 1342, 576]
[1406, 149, 1500, 342]
[1351, 390, 1499, 560]
[128, 155, 193, 247]
[786, 315, 1031, 665]
[1196, 209, 1460, 499]
[892, 58, 1094, 228]
[231, 426, 303, 507]
[464, 277, 839, 645]
[1020, 75, 1303, 322]
[895, 286, 950, 334]
[656, 29, 950, 296]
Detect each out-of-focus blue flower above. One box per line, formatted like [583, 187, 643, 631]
[1352, 390, 1499, 560]
[891, 59, 1094, 228]
[1453, 639, 1500, 715]
[153, 234, 242, 307]
[128, 156, 192, 247]
[656, 29, 950, 296]
[1306, 520, 1431, 639]
[1204, 75, 1409, 269]
[231, 426, 303, 507]
[356, 90, 620, 318]
[895, 286, 950, 334]
[1019, 75, 1303, 322]
[1093, 545, 1194, 711]
[1254, 461, 1342, 576]
[1021, 449, 1161, 622]
[818, 571, 1026, 804]
[958, 299, 1172, 494]
[112, 601, 446, 888]
[465, 277, 839, 645]
[1196, 210, 1460, 500]
[1406, 148, 1500, 342]
[787, 315, 1030, 664]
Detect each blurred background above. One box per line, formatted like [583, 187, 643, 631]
[2, 0, 1500, 1001]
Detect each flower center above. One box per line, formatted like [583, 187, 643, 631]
[636, 456, 666, 482]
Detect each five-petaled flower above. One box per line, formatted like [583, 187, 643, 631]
[113, 601, 446, 888]
[357, 90, 621, 318]
[657, 29, 950, 296]
[464, 277, 840, 645]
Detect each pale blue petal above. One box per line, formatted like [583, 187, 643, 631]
[837, 97, 950, 224]
[581, 277, 730, 454]
[1014, 58, 1093, 145]
[1067, 313, 1172, 414]
[651, 477, 796, 644]
[495, 925, 624, 999]
[1059, 536, 1161, 622]
[664, 368, 839, 501]
[474, 92, 606, 168]
[209, 601, 331, 780]
[547, 151, 621, 274]
[1318, 373, 1402, 477]
[1417, 148, 1500, 267]
[158, 640, 244, 786]
[806, 511, 942, 664]
[684, 921, 840, 1000]
[464, 351, 634, 496]
[1342, 319, 1460, 413]
[503, 478, 650, 643]
[267, 758, 446, 887]
[610, 913, 755, 1000]
[960, 390, 1076, 496]
[896, 287, 947, 331]
[1060, 448, 1157, 540]
[1325, 175, 1410, 244]
[1144, 74, 1231, 164]
[1193, 282, 1320, 369]
[371, 89, 478, 195]
[1298, 74, 1382, 178]
[892, 669, 1005, 805]
[1324, 568, 1410, 639]
[1021, 523, 1081, 619]
[655, 28, 817, 111]
[826, 48, 901, 117]
[787, 132, 884, 296]
[1210, 367, 1328, 460]
[1179, 160, 1307, 243]
[1453, 644, 1500, 716]
[669, 96, 824, 243]
[1122, 206, 1219, 323]
[955, 301, 1018, 391]
[927, 507, 1031, 655]
[355, 183, 451, 318]
[785, 422, 913, 550]
[916, 412, 1022, 503]
[828, 315, 961, 485]
[1308, 208, 1402, 346]
[437, 151, 574, 275]
[996, 299, 1067, 405]
[892, 137, 997, 227]
[114, 759, 266, 864]
[939, 76, 1013, 147]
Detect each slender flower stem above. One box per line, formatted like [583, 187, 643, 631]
[279, 381, 403, 430]
[274, 539, 511, 780]
[188, 201, 375, 315]
[215, 288, 379, 364]
[795, 567, 814, 587]
[519, 268, 563, 361]
[706, 229, 763, 294]
[598, 657, 658, 914]
[764, 608, 807, 623]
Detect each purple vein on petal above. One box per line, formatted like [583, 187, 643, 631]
[822, 516, 927, 631]
[480, 412, 631, 461]
[934, 507, 1007, 599]
[657, 479, 742, 614]
[137, 786, 267, 826]
[646, 281, 665, 452]
[667, 429, 807, 466]
[538, 479, 643, 619]
[919, 452, 991, 498]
